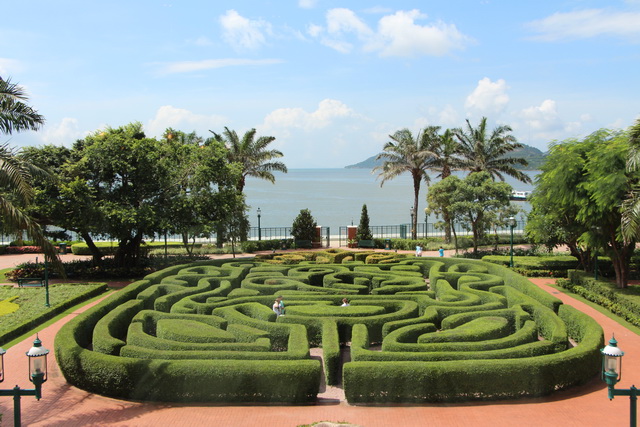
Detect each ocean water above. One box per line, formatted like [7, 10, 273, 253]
[245, 169, 537, 232]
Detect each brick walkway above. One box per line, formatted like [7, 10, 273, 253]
[1, 255, 639, 426]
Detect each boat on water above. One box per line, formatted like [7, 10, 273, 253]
[510, 190, 531, 201]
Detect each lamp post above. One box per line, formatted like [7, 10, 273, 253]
[508, 217, 516, 268]
[601, 335, 637, 426]
[0, 336, 50, 427]
[257, 207, 262, 241]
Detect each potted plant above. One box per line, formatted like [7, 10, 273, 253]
[356, 204, 374, 248]
[347, 238, 357, 248]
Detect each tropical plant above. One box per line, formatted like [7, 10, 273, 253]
[425, 128, 464, 242]
[0, 77, 45, 135]
[453, 117, 531, 183]
[209, 127, 287, 192]
[356, 204, 373, 241]
[291, 209, 317, 242]
[0, 77, 61, 270]
[374, 128, 435, 239]
[527, 128, 637, 288]
[621, 118, 640, 244]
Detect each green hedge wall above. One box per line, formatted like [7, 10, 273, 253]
[55, 252, 603, 404]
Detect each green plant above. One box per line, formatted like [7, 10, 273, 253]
[356, 204, 373, 241]
[291, 209, 317, 241]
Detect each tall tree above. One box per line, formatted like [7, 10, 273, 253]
[527, 129, 636, 288]
[621, 118, 640, 243]
[209, 127, 287, 192]
[428, 172, 511, 255]
[453, 117, 531, 184]
[425, 128, 464, 242]
[0, 77, 60, 268]
[374, 128, 434, 240]
[356, 204, 373, 241]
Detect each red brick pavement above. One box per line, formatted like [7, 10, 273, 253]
[1, 255, 639, 426]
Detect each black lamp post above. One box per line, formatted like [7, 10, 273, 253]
[601, 335, 637, 426]
[508, 217, 516, 268]
[0, 336, 50, 427]
[257, 207, 262, 241]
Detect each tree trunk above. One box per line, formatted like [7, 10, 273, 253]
[81, 231, 104, 265]
[114, 233, 144, 268]
[412, 176, 420, 241]
[443, 211, 452, 243]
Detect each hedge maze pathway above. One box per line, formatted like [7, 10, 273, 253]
[55, 250, 604, 404]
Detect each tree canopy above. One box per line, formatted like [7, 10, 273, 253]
[526, 128, 636, 288]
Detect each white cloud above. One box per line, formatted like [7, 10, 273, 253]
[527, 9, 640, 42]
[263, 99, 361, 131]
[520, 99, 563, 132]
[0, 58, 23, 75]
[310, 8, 472, 57]
[465, 78, 510, 116]
[157, 58, 282, 75]
[374, 10, 471, 57]
[219, 9, 272, 50]
[146, 105, 227, 138]
[40, 118, 83, 145]
[259, 99, 375, 168]
[307, 24, 323, 38]
[298, 0, 317, 9]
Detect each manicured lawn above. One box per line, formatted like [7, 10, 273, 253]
[0, 283, 107, 341]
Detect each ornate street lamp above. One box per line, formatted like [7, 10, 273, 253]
[0, 335, 49, 426]
[601, 335, 637, 427]
[508, 217, 516, 268]
[257, 207, 262, 241]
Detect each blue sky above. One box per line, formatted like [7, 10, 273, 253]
[2, 0, 639, 168]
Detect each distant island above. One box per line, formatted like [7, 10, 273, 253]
[344, 144, 547, 170]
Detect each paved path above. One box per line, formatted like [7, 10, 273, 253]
[1, 254, 639, 426]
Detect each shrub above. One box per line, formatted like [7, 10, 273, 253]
[291, 209, 317, 241]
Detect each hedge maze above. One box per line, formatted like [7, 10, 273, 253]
[55, 250, 604, 404]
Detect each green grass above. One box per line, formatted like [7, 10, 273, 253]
[0, 283, 109, 346]
[0, 267, 12, 282]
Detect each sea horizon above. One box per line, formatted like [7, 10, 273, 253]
[245, 168, 537, 234]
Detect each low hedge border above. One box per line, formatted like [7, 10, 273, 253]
[558, 270, 640, 327]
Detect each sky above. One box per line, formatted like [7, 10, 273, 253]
[2, 0, 639, 168]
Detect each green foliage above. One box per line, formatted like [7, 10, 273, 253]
[55, 256, 602, 404]
[559, 270, 640, 327]
[356, 204, 373, 241]
[526, 129, 637, 288]
[291, 209, 318, 241]
[428, 171, 512, 254]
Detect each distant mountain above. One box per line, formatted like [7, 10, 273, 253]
[344, 144, 547, 170]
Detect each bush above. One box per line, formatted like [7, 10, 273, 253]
[291, 209, 317, 241]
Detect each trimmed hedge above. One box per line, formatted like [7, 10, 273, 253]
[55, 252, 602, 404]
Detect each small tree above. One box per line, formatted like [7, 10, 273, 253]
[291, 209, 317, 241]
[356, 204, 373, 240]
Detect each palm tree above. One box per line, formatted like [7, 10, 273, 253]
[209, 127, 287, 192]
[374, 128, 435, 240]
[0, 77, 60, 269]
[425, 128, 464, 242]
[453, 117, 531, 183]
[0, 77, 45, 135]
[621, 118, 640, 243]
